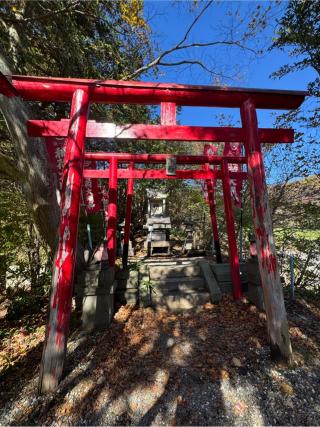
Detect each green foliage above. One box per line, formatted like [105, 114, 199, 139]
[271, 175, 320, 295]
[6, 290, 43, 320]
[270, 0, 320, 178]
[0, 180, 52, 291]
[0, 1, 151, 79]
[276, 229, 320, 293]
[271, 1, 320, 96]
[0, 0, 153, 293]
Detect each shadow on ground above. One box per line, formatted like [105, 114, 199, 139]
[1, 295, 320, 426]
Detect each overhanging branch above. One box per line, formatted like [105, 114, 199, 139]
[123, 1, 258, 81]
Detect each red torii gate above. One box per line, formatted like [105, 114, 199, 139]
[0, 74, 306, 394]
[82, 151, 247, 279]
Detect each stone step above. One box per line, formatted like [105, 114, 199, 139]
[219, 281, 249, 294]
[143, 257, 204, 265]
[151, 277, 206, 293]
[152, 276, 205, 292]
[149, 264, 201, 279]
[211, 262, 248, 283]
[150, 291, 211, 311]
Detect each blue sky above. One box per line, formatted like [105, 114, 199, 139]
[143, 1, 314, 127]
[141, 1, 319, 182]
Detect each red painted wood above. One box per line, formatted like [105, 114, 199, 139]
[161, 102, 176, 125]
[12, 74, 306, 109]
[203, 163, 222, 263]
[122, 162, 134, 268]
[39, 89, 89, 393]
[106, 157, 118, 266]
[85, 152, 246, 164]
[240, 98, 292, 362]
[83, 168, 248, 181]
[28, 119, 295, 144]
[221, 159, 242, 300]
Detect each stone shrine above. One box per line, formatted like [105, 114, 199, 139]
[144, 190, 171, 256]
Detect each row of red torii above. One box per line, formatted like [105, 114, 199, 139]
[0, 74, 306, 393]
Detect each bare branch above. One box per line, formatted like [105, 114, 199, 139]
[158, 60, 219, 77]
[175, 40, 258, 55]
[122, 1, 214, 80]
[123, 1, 257, 81]
[175, 1, 213, 49]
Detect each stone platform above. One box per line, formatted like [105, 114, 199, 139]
[75, 257, 265, 331]
[115, 257, 265, 312]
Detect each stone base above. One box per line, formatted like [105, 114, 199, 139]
[114, 269, 139, 306]
[199, 259, 222, 303]
[150, 291, 211, 311]
[76, 263, 116, 331]
[81, 293, 114, 331]
[77, 263, 115, 296]
[247, 283, 264, 310]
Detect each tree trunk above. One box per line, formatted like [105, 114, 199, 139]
[0, 53, 59, 249]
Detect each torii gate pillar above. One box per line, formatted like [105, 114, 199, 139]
[241, 98, 292, 363]
[38, 89, 89, 393]
[122, 162, 134, 268]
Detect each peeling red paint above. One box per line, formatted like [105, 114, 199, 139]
[106, 157, 118, 266]
[40, 88, 89, 388]
[241, 98, 282, 287]
[221, 159, 242, 300]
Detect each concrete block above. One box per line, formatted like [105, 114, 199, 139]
[199, 260, 222, 303]
[116, 269, 139, 290]
[150, 283, 206, 297]
[217, 281, 248, 295]
[82, 293, 114, 331]
[218, 281, 233, 294]
[77, 264, 115, 296]
[149, 264, 201, 280]
[139, 284, 152, 307]
[246, 261, 261, 286]
[246, 283, 264, 310]
[115, 289, 139, 305]
[211, 263, 248, 283]
[151, 291, 210, 311]
[154, 277, 206, 292]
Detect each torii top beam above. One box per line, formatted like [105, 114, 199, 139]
[1, 74, 307, 109]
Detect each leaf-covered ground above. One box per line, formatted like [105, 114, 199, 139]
[1, 295, 320, 426]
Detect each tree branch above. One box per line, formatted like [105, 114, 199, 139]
[123, 1, 258, 81]
[158, 60, 221, 77]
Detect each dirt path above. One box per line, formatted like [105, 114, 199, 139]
[1, 296, 320, 426]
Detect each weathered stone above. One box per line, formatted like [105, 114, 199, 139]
[151, 291, 210, 311]
[246, 260, 261, 286]
[81, 293, 114, 331]
[76, 264, 115, 296]
[115, 289, 139, 305]
[153, 276, 206, 292]
[139, 284, 152, 307]
[211, 262, 248, 283]
[247, 283, 265, 310]
[199, 259, 222, 303]
[149, 264, 201, 280]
